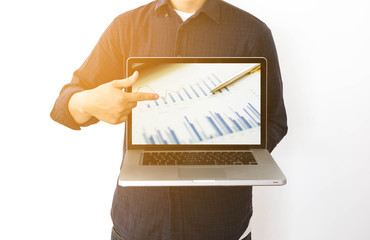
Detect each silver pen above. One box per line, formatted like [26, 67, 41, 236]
[210, 64, 261, 93]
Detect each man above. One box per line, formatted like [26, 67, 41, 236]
[51, 0, 287, 239]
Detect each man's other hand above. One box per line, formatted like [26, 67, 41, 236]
[68, 71, 159, 125]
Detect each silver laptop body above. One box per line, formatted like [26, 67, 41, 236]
[119, 57, 286, 186]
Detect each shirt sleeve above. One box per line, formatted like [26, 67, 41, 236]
[254, 26, 288, 152]
[50, 17, 125, 130]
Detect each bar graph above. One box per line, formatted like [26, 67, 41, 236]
[132, 63, 261, 145]
[140, 103, 260, 144]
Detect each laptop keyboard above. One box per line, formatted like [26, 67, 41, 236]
[142, 151, 257, 166]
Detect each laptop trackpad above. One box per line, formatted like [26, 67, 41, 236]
[178, 167, 226, 179]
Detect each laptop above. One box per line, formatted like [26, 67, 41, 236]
[119, 57, 286, 186]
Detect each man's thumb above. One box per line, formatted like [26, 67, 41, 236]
[111, 71, 139, 89]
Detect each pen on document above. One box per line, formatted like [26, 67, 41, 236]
[210, 64, 261, 93]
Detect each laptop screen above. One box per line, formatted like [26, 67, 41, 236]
[126, 58, 266, 150]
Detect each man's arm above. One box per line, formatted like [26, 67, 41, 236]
[254, 26, 288, 152]
[50, 17, 129, 130]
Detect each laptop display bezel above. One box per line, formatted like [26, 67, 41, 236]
[126, 57, 267, 150]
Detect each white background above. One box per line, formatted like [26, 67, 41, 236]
[0, 0, 369, 239]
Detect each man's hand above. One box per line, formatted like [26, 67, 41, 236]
[68, 71, 158, 125]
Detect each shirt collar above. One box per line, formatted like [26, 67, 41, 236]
[155, 0, 221, 24]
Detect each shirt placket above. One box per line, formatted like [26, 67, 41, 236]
[174, 22, 189, 57]
[169, 187, 184, 239]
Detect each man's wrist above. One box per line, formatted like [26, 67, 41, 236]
[68, 90, 93, 125]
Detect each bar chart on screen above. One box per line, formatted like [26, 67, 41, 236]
[135, 72, 231, 108]
[141, 103, 260, 144]
[132, 63, 261, 145]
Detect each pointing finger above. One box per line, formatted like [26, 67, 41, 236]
[125, 92, 159, 102]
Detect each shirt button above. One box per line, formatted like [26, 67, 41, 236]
[164, 13, 169, 18]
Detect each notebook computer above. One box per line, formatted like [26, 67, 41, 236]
[119, 57, 286, 186]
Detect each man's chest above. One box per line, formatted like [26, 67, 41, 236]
[127, 18, 250, 58]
